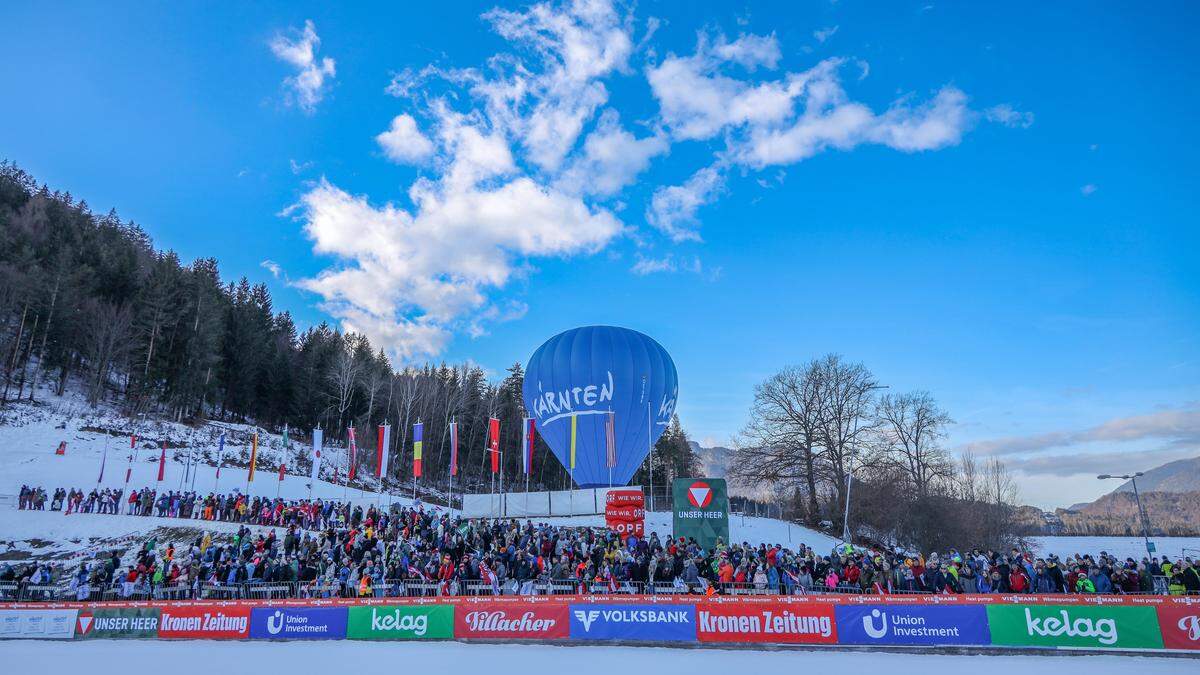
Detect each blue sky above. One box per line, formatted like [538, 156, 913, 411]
[2, 1, 1197, 508]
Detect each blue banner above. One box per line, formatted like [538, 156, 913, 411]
[249, 607, 348, 640]
[569, 604, 696, 642]
[835, 605, 990, 646]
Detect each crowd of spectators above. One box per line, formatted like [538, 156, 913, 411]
[8, 484, 1200, 601]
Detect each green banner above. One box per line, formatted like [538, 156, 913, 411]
[986, 604, 1163, 649]
[672, 478, 730, 550]
[347, 605, 453, 640]
[76, 608, 160, 639]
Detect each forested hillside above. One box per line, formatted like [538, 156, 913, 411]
[0, 161, 699, 494]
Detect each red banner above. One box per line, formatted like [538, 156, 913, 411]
[488, 417, 500, 473]
[604, 506, 645, 521]
[606, 489, 644, 506]
[156, 443, 166, 481]
[158, 606, 250, 639]
[1157, 604, 1200, 650]
[455, 601, 569, 640]
[696, 601, 838, 644]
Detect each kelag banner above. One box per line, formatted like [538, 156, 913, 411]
[987, 604, 1163, 650]
[76, 608, 160, 639]
[569, 603, 696, 641]
[836, 605, 990, 646]
[347, 605, 453, 640]
[250, 607, 347, 640]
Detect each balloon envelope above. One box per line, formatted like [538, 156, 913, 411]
[523, 325, 678, 487]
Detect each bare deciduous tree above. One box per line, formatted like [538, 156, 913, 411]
[877, 390, 953, 498]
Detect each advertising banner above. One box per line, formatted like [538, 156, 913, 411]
[0, 609, 77, 639]
[1155, 604, 1200, 651]
[569, 603, 696, 642]
[76, 608, 160, 639]
[672, 478, 729, 550]
[986, 604, 1163, 649]
[697, 602, 836, 644]
[347, 605, 453, 640]
[159, 606, 251, 639]
[250, 607, 348, 640]
[456, 602, 569, 639]
[836, 605, 990, 646]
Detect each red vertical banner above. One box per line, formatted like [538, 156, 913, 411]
[376, 424, 390, 479]
[488, 417, 500, 473]
[278, 464, 285, 481]
[347, 426, 357, 481]
[156, 442, 166, 481]
[449, 422, 459, 476]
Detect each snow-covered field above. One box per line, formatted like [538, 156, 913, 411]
[2, 391, 1197, 568]
[3, 640, 1195, 673]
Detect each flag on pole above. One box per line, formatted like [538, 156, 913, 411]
[279, 463, 285, 481]
[376, 424, 390, 479]
[247, 431, 258, 482]
[569, 414, 577, 470]
[488, 417, 500, 473]
[347, 426, 358, 481]
[449, 422, 459, 477]
[215, 433, 226, 479]
[521, 417, 536, 475]
[605, 411, 617, 468]
[413, 422, 423, 478]
[126, 435, 137, 483]
[157, 442, 167, 482]
[98, 441, 108, 483]
[311, 428, 323, 484]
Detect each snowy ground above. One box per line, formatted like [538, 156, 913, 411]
[2, 391, 1198, 566]
[3, 640, 1195, 673]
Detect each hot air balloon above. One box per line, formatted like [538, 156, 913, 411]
[523, 325, 678, 487]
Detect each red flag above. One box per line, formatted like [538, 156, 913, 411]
[449, 422, 459, 477]
[347, 427, 358, 481]
[376, 424, 390, 479]
[522, 418, 536, 475]
[488, 417, 500, 473]
[156, 442, 166, 482]
[279, 464, 286, 481]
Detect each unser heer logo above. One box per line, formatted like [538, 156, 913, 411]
[463, 610, 557, 633]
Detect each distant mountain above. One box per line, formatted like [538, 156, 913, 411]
[1111, 456, 1200, 494]
[689, 441, 733, 479]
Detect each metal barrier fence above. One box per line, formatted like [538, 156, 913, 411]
[2, 577, 1196, 602]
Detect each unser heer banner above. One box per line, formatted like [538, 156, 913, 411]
[76, 608, 160, 639]
[455, 601, 569, 639]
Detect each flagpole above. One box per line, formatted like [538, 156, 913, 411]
[647, 401, 653, 512]
[189, 428, 199, 493]
[97, 433, 110, 487]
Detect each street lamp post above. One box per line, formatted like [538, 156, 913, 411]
[841, 384, 889, 544]
[1097, 472, 1155, 557]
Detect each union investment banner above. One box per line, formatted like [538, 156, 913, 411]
[672, 478, 729, 550]
[250, 607, 347, 640]
[836, 605, 990, 646]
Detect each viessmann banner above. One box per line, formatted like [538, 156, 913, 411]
[2, 596, 1198, 651]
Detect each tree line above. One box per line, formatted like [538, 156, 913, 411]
[733, 354, 1019, 551]
[0, 161, 700, 496]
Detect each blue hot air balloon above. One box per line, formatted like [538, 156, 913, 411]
[523, 325, 678, 487]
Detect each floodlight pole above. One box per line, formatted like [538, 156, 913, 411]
[1097, 472, 1154, 557]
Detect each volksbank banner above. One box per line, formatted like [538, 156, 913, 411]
[347, 605, 453, 640]
[672, 478, 729, 550]
[986, 605, 1163, 650]
[569, 603, 696, 641]
[250, 607, 347, 640]
[836, 605, 989, 646]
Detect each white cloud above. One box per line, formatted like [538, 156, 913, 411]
[1081, 183, 1098, 196]
[289, 2, 982, 358]
[260, 260, 282, 279]
[289, 159, 314, 175]
[376, 114, 436, 164]
[270, 20, 337, 113]
[646, 164, 725, 242]
[813, 25, 839, 43]
[985, 103, 1035, 129]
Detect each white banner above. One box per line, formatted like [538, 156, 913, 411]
[0, 609, 78, 639]
[311, 428, 324, 484]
